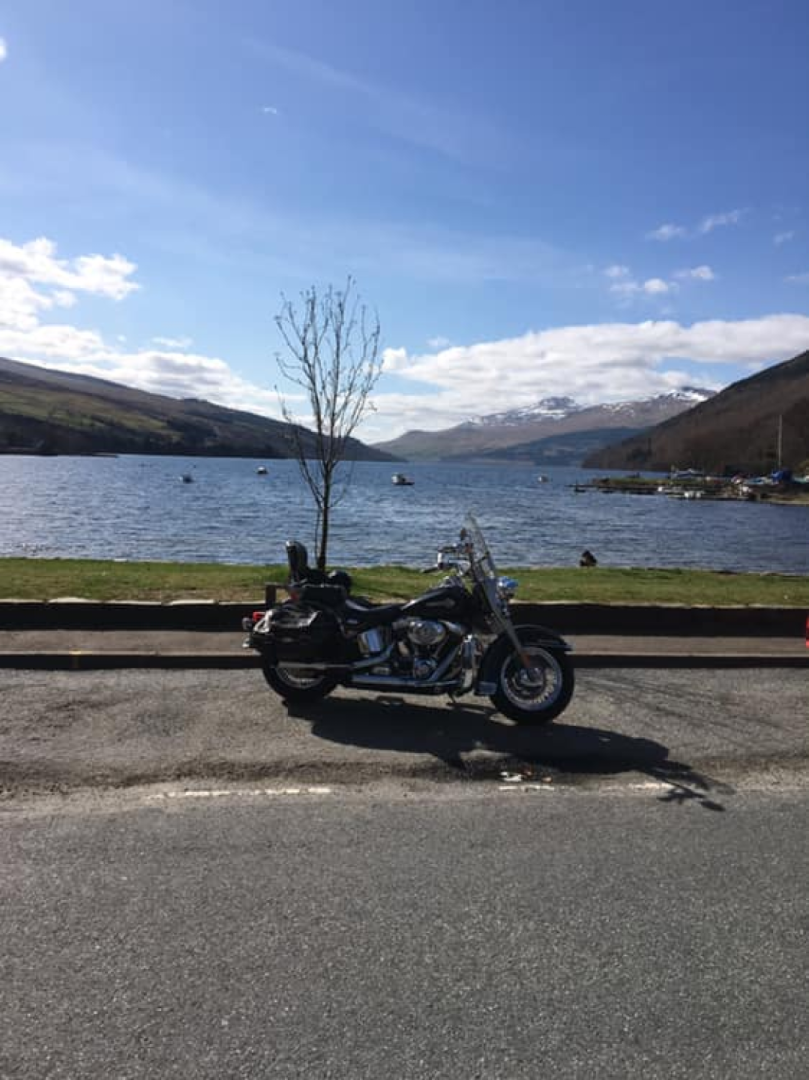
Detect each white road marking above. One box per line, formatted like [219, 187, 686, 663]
[149, 786, 333, 801]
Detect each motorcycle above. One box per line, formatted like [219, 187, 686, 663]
[243, 515, 574, 724]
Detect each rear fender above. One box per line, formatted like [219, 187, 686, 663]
[476, 623, 571, 695]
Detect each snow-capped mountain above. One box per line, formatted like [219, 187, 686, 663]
[600, 387, 711, 415]
[372, 388, 714, 462]
[465, 397, 582, 427]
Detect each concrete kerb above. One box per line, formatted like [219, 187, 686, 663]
[0, 599, 805, 635]
[0, 599, 806, 670]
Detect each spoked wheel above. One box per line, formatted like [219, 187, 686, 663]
[490, 643, 574, 725]
[261, 662, 339, 704]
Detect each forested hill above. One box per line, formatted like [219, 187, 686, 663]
[0, 356, 396, 460]
[584, 348, 809, 473]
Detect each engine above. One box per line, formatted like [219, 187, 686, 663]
[356, 618, 465, 682]
[406, 619, 447, 648]
[401, 619, 450, 680]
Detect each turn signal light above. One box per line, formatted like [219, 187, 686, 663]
[805, 615, 808, 648]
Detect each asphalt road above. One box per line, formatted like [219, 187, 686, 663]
[1, 667, 807, 796]
[2, 784, 807, 1079]
[3, 670, 807, 1078]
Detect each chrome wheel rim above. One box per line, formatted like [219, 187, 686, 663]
[499, 646, 563, 711]
[275, 666, 326, 690]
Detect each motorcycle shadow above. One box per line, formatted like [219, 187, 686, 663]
[288, 694, 730, 809]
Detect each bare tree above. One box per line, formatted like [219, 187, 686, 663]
[275, 278, 383, 570]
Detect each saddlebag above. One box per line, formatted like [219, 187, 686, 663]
[266, 603, 344, 663]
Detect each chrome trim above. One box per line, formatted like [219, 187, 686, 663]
[350, 675, 462, 692]
[273, 642, 396, 673]
[354, 638, 463, 689]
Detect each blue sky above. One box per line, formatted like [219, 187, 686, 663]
[1, 0, 808, 439]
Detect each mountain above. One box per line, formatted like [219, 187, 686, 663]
[583, 349, 809, 474]
[373, 389, 713, 463]
[0, 356, 396, 460]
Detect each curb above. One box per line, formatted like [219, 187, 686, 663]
[0, 599, 805, 636]
[1, 651, 806, 671]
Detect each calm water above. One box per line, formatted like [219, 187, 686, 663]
[1, 455, 808, 573]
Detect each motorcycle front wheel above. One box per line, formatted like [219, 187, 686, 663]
[490, 643, 574, 725]
[262, 661, 339, 704]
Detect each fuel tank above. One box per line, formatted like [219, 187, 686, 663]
[402, 582, 473, 620]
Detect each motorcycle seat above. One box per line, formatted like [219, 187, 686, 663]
[298, 583, 348, 607]
[341, 599, 404, 629]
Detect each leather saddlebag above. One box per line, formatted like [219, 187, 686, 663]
[268, 603, 343, 662]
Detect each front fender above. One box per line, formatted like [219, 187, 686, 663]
[476, 623, 571, 694]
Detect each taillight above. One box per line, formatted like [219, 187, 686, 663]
[243, 611, 266, 632]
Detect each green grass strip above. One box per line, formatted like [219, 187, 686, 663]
[1, 558, 807, 607]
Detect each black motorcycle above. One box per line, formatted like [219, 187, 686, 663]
[244, 515, 574, 724]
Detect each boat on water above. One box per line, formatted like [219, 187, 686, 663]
[256, 465, 268, 475]
[537, 475, 549, 483]
[392, 472, 415, 486]
[180, 473, 194, 483]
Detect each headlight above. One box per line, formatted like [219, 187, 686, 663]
[497, 576, 519, 600]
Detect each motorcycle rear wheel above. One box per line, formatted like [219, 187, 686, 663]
[490, 643, 574, 725]
[262, 661, 339, 703]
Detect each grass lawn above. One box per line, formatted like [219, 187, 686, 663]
[1, 557, 807, 607]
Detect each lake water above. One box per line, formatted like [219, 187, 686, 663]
[1, 455, 808, 573]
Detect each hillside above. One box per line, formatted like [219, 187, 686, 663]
[373, 390, 711, 462]
[0, 356, 396, 460]
[584, 349, 809, 473]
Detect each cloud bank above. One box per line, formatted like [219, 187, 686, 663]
[2, 234, 807, 444]
[371, 314, 809, 439]
[0, 234, 282, 417]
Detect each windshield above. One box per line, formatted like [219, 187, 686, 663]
[463, 513, 499, 583]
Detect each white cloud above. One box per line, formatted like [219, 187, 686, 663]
[786, 271, 809, 285]
[647, 210, 747, 242]
[0, 275, 54, 331]
[152, 335, 193, 349]
[0, 233, 286, 421]
[774, 231, 795, 245]
[0, 37, 7, 63]
[53, 289, 78, 307]
[365, 314, 809, 439]
[427, 335, 452, 349]
[674, 265, 716, 281]
[0, 236, 140, 342]
[698, 208, 746, 234]
[646, 223, 686, 241]
[261, 104, 279, 115]
[382, 346, 409, 372]
[608, 273, 677, 299]
[641, 278, 671, 295]
[0, 237, 139, 300]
